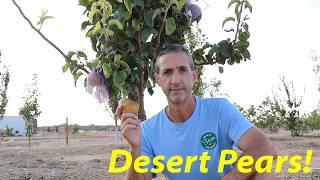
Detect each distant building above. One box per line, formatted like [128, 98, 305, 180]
[0, 116, 26, 136]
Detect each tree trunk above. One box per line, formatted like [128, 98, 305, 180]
[128, 83, 146, 121]
[138, 64, 146, 121]
[114, 116, 119, 146]
[27, 135, 31, 169]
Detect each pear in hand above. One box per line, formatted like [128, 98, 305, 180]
[119, 98, 139, 115]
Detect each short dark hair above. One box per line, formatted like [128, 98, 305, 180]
[154, 44, 195, 74]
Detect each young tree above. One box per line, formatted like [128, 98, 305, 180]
[304, 109, 320, 132]
[13, 0, 253, 121]
[274, 76, 305, 144]
[0, 50, 10, 119]
[5, 125, 14, 137]
[72, 124, 80, 134]
[19, 74, 41, 150]
[311, 50, 320, 92]
[194, 77, 228, 98]
[255, 96, 284, 133]
[105, 94, 122, 145]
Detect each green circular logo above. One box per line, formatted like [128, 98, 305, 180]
[200, 132, 217, 150]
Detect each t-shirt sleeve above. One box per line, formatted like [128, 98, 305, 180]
[140, 125, 155, 171]
[220, 98, 254, 149]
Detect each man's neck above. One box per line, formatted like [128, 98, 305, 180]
[166, 95, 196, 123]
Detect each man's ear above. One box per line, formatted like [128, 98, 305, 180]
[192, 70, 199, 83]
[154, 73, 160, 85]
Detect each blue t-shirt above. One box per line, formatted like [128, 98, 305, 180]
[140, 97, 254, 180]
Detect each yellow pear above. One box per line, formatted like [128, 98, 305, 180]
[120, 98, 139, 115]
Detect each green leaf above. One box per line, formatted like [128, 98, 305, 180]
[235, 3, 241, 20]
[234, 40, 250, 49]
[114, 54, 123, 62]
[113, 71, 127, 89]
[119, 61, 131, 75]
[74, 71, 83, 84]
[172, 0, 185, 11]
[165, 17, 176, 35]
[88, 9, 100, 24]
[62, 64, 70, 73]
[141, 28, 153, 43]
[132, 19, 141, 31]
[144, 9, 161, 28]
[218, 40, 233, 58]
[224, 28, 234, 32]
[153, 8, 161, 20]
[133, 0, 144, 7]
[222, 17, 235, 28]
[125, 26, 136, 38]
[102, 5, 113, 22]
[71, 66, 79, 75]
[146, 79, 154, 95]
[105, 1, 113, 10]
[92, 21, 103, 35]
[81, 21, 90, 31]
[238, 31, 249, 41]
[106, 28, 114, 36]
[159, 0, 167, 5]
[76, 51, 88, 60]
[227, 58, 235, 65]
[79, 0, 91, 8]
[147, 87, 154, 96]
[144, 10, 154, 27]
[245, 1, 252, 13]
[108, 19, 123, 30]
[218, 66, 224, 73]
[124, 0, 134, 14]
[103, 64, 112, 79]
[228, 0, 240, 8]
[117, 6, 130, 21]
[67, 51, 76, 60]
[242, 49, 251, 59]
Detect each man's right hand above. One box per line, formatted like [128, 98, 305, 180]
[116, 104, 141, 150]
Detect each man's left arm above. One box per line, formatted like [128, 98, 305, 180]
[222, 127, 278, 180]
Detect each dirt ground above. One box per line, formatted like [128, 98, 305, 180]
[0, 130, 319, 180]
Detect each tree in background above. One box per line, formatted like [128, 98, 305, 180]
[0, 50, 10, 119]
[13, 0, 253, 121]
[274, 76, 305, 144]
[304, 109, 320, 132]
[311, 50, 320, 93]
[307, 50, 320, 131]
[255, 96, 284, 133]
[5, 125, 14, 137]
[72, 124, 80, 134]
[243, 105, 258, 123]
[194, 77, 228, 98]
[19, 74, 41, 149]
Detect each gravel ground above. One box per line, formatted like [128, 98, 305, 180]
[0, 130, 319, 179]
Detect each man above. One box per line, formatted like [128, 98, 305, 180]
[116, 44, 277, 180]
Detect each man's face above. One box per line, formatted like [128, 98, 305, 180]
[155, 52, 198, 105]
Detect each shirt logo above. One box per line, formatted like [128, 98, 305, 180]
[200, 132, 217, 150]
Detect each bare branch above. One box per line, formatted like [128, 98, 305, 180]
[11, 0, 89, 74]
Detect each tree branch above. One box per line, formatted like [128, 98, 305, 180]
[194, 61, 215, 66]
[11, 0, 89, 74]
[152, 5, 170, 63]
[233, 0, 245, 44]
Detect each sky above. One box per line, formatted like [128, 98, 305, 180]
[0, 0, 319, 126]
